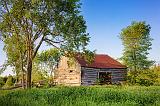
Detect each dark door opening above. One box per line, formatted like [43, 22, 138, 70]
[99, 72, 111, 84]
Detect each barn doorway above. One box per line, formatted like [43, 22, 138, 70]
[99, 72, 112, 84]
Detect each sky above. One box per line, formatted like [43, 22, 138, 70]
[80, 0, 160, 61]
[0, 0, 160, 75]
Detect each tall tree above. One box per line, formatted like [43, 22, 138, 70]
[120, 21, 154, 75]
[0, 0, 91, 88]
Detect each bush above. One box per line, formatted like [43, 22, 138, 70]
[3, 75, 14, 88]
[127, 67, 160, 86]
[3, 76, 8, 83]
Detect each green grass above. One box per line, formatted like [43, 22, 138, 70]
[0, 86, 160, 106]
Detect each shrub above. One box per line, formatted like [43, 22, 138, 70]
[127, 68, 159, 86]
[136, 69, 157, 86]
[3, 75, 14, 88]
[3, 76, 8, 83]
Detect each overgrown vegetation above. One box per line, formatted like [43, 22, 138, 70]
[127, 65, 160, 86]
[0, 86, 160, 106]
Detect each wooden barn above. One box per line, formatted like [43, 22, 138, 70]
[54, 54, 127, 86]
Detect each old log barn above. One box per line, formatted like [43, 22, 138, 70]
[54, 54, 127, 86]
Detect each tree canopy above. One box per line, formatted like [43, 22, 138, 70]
[120, 21, 154, 72]
[0, 0, 92, 88]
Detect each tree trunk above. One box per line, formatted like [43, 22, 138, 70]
[133, 49, 137, 72]
[22, 70, 25, 89]
[50, 64, 54, 83]
[26, 34, 33, 89]
[26, 59, 32, 89]
[132, 48, 138, 78]
[15, 73, 18, 85]
[20, 53, 25, 89]
[26, 42, 33, 89]
[22, 64, 25, 89]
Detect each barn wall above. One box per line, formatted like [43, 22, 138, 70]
[81, 67, 100, 85]
[81, 67, 127, 85]
[54, 56, 81, 86]
[100, 68, 127, 83]
[112, 69, 127, 82]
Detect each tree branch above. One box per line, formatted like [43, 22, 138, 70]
[44, 38, 64, 44]
[3, 0, 10, 13]
[32, 35, 45, 59]
[44, 39, 59, 49]
[32, 29, 43, 41]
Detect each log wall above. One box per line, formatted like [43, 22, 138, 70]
[54, 57, 127, 86]
[81, 67, 127, 85]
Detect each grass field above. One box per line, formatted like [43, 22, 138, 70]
[0, 86, 160, 106]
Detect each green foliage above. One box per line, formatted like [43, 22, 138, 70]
[127, 65, 160, 86]
[0, 63, 9, 75]
[36, 49, 60, 64]
[3, 76, 8, 83]
[32, 65, 46, 82]
[3, 75, 14, 88]
[120, 21, 154, 72]
[128, 70, 156, 86]
[152, 65, 160, 85]
[0, 0, 92, 88]
[35, 48, 60, 73]
[0, 0, 91, 57]
[0, 86, 160, 106]
[82, 50, 96, 64]
[0, 77, 5, 88]
[34, 48, 61, 82]
[1, 24, 26, 76]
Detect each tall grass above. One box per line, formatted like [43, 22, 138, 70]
[0, 86, 160, 106]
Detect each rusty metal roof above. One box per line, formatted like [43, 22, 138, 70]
[76, 54, 127, 69]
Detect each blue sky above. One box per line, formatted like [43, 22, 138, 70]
[0, 0, 160, 75]
[81, 0, 160, 61]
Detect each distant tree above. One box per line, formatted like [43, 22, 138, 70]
[120, 21, 154, 76]
[31, 65, 46, 82]
[0, 0, 91, 88]
[35, 48, 60, 83]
